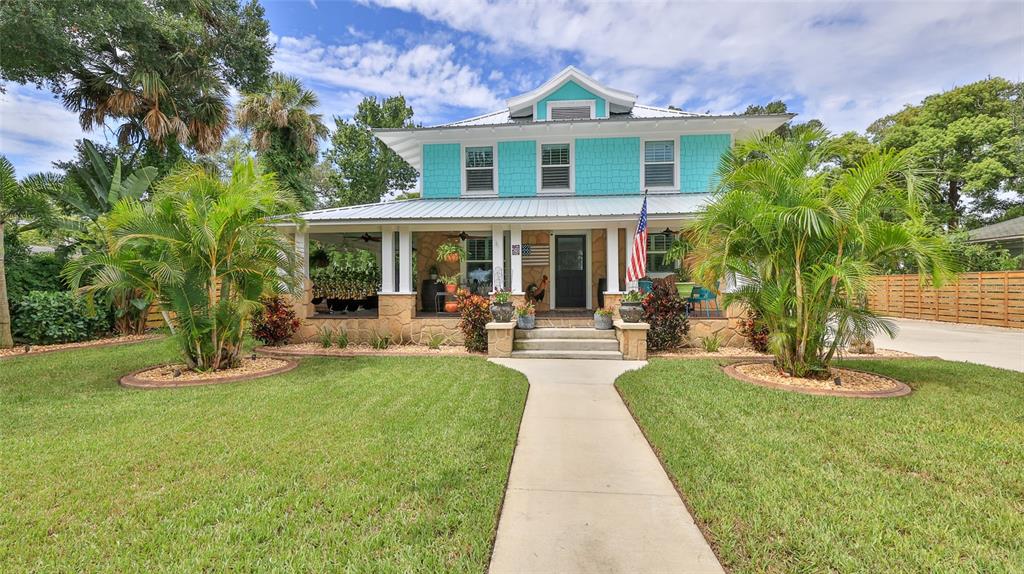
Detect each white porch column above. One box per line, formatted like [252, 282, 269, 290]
[294, 230, 309, 281]
[510, 225, 523, 293]
[398, 226, 412, 293]
[605, 226, 619, 294]
[380, 226, 396, 293]
[491, 225, 505, 291]
[625, 225, 638, 291]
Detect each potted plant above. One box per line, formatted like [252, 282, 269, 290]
[439, 273, 461, 294]
[620, 289, 645, 323]
[436, 243, 467, 264]
[490, 289, 515, 322]
[674, 266, 697, 300]
[515, 302, 536, 329]
[594, 307, 614, 330]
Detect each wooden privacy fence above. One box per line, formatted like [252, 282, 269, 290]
[868, 271, 1024, 329]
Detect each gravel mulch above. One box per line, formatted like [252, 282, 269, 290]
[257, 342, 474, 358]
[120, 357, 297, 389]
[0, 334, 161, 359]
[724, 362, 911, 398]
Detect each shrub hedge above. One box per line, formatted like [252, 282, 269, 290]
[11, 291, 111, 345]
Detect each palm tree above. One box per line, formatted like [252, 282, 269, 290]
[0, 158, 59, 348]
[237, 73, 329, 209]
[691, 127, 953, 378]
[66, 159, 303, 370]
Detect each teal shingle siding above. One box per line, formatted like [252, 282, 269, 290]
[680, 134, 731, 193]
[422, 143, 461, 198]
[536, 80, 607, 120]
[498, 141, 536, 197]
[574, 137, 640, 195]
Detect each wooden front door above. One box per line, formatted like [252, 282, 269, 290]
[555, 235, 587, 308]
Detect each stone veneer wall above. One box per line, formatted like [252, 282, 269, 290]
[415, 231, 461, 306]
[293, 293, 464, 345]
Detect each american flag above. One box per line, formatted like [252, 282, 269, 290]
[627, 197, 648, 282]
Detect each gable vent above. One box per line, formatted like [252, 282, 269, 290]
[550, 105, 592, 120]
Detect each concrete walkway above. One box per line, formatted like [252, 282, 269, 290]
[488, 358, 724, 574]
[874, 318, 1024, 372]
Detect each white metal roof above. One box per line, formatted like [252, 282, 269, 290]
[288, 194, 712, 227]
[437, 103, 701, 128]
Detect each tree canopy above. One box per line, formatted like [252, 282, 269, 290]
[237, 73, 329, 209]
[0, 0, 273, 156]
[868, 77, 1023, 228]
[324, 96, 419, 207]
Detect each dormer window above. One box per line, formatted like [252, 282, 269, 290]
[465, 146, 494, 193]
[549, 100, 595, 120]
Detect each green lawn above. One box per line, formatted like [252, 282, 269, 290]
[617, 358, 1023, 574]
[0, 339, 528, 573]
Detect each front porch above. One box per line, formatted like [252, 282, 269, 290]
[280, 195, 736, 347]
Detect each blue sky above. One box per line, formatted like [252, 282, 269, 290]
[1, 0, 1021, 175]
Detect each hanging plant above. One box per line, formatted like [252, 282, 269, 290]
[436, 242, 467, 263]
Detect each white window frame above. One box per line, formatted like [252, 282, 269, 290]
[461, 144, 498, 197]
[641, 138, 677, 191]
[460, 235, 494, 295]
[536, 140, 574, 195]
[645, 231, 678, 278]
[544, 99, 596, 121]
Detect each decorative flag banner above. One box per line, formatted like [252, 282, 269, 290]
[626, 197, 648, 282]
[522, 244, 550, 266]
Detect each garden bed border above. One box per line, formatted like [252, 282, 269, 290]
[120, 358, 298, 389]
[1, 335, 164, 361]
[722, 361, 912, 398]
[254, 345, 479, 359]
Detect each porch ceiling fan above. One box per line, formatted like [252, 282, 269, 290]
[444, 231, 470, 241]
[359, 232, 381, 243]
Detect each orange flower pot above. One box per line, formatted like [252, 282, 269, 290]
[445, 283, 458, 294]
[444, 301, 459, 313]
[444, 253, 461, 263]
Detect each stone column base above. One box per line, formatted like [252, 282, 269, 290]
[602, 292, 623, 320]
[614, 320, 649, 360]
[486, 321, 516, 357]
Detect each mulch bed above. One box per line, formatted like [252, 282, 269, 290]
[653, 347, 918, 360]
[723, 361, 911, 398]
[0, 334, 162, 360]
[256, 342, 474, 358]
[120, 357, 298, 389]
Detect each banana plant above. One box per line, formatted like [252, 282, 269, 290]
[58, 140, 159, 224]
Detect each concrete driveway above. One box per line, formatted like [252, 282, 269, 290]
[874, 318, 1024, 372]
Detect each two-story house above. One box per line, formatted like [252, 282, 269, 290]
[280, 67, 791, 344]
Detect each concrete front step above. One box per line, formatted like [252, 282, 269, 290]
[515, 327, 617, 340]
[514, 338, 621, 351]
[510, 349, 624, 360]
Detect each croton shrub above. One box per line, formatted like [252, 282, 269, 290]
[457, 288, 491, 352]
[641, 278, 689, 351]
[251, 295, 301, 346]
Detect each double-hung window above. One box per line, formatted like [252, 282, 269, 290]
[465, 146, 494, 193]
[541, 143, 571, 191]
[464, 237, 493, 295]
[644, 140, 676, 189]
[646, 232, 676, 275]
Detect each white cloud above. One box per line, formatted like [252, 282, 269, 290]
[270, 33, 501, 124]
[367, 0, 1023, 132]
[0, 85, 92, 175]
